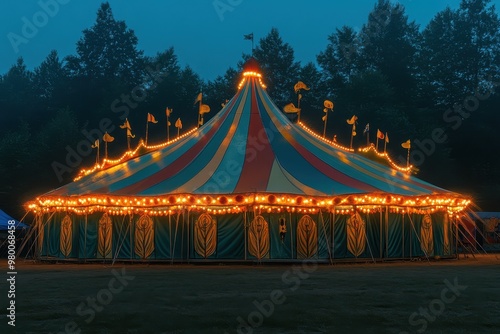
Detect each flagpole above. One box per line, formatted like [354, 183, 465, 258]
[105, 141, 108, 160]
[96, 144, 100, 165]
[406, 147, 410, 168]
[167, 113, 170, 142]
[384, 132, 388, 153]
[376, 137, 379, 151]
[350, 124, 354, 149]
[251, 35, 254, 56]
[145, 118, 149, 147]
[366, 131, 369, 146]
[323, 112, 327, 138]
[297, 90, 301, 123]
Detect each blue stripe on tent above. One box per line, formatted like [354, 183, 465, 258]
[256, 93, 364, 195]
[140, 87, 248, 195]
[257, 86, 440, 196]
[194, 87, 253, 194]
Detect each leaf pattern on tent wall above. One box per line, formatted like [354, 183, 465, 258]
[98, 213, 113, 258]
[194, 213, 217, 258]
[248, 215, 269, 260]
[135, 214, 154, 259]
[347, 212, 366, 257]
[60, 214, 72, 258]
[420, 214, 434, 256]
[297, 215, 318, 259]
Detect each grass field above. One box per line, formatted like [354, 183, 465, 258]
[2, 255, 499, 334]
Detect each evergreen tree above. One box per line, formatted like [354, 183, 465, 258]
[252, 28, 301, 108]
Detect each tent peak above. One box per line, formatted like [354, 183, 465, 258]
[243, 57, 261, 74]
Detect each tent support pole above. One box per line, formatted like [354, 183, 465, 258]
[112, 215, 130, 266]
[244, 210, 247, 261]
[319, 210, 333, 265]
[332, 210, 335, 260]
[407, 211, 431, 263]
[289, 211, 293, 259]
[172, 211, 180, 264]
[169, 213, 172, 261]
[402, 213, 405, 259]
[385, 206, 389, 258]
[379, 209, 383, 259]
[363, 212, 376, 264]
[187, 209, 190, 263]
[84, 213, 88, 263]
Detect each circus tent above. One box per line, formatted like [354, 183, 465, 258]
[25, 58, 470, 262]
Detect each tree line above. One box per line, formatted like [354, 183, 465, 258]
[1, 0, 499, 216]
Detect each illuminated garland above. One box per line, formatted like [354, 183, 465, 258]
[238, 71, 267, 90]
[74, 127, 197, 181]
[358, 144, 413, 173]
[26, 193, 471, 216]
[297, 122, 354, 152]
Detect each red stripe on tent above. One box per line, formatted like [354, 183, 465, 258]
[288, 137, 379, 192]
[234, 80, 275, 192]
[115, 98, 238, 195]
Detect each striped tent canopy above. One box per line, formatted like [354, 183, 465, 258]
[28, 58, 469, 214]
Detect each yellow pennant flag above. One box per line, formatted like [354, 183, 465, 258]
[147, 113, 158, 123]
[126, 128, 135, 138]
[385, 133, 389, 143]
[194, 93, 202, 104]
[322, 115, 327, 121]
[283, 103, 301, 113]
[91, 139, 99, 148]
[294, 81, 310, 93]
[165, 107, 172, 117]
[200, 104, 210, 114]
[119, 119, 131, 129]
[346, 115, 358, 125]
[401, 139, 411, 149]
[175, 118, 183, 129]
[103, 132, 115, 142]
[323, 100, 334, 109]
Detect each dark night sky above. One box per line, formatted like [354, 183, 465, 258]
[1, 0, 499, 80]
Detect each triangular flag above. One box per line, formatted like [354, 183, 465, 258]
[165, 107, 172, 117]
[175, 118, 182, 129]
[119, 119, 131, 129]
[401, 139, 411, 149]
[147, 113, 158, 123]
[377, 129, 385, 139]
[346, 115, 357, 125]
[363, 123, 370, 135]
[91, 139, 99, 148]
[127, 128, 135, 138]
[385, 133, 389, 143]
[194, 92, 202, 104]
